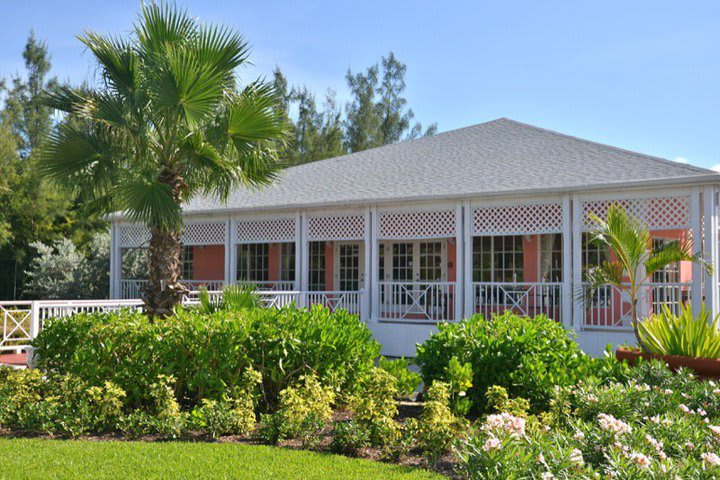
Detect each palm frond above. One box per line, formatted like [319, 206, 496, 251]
[645, 237, 712, 277]
[114, 174, 183, 230]
[194, 23, 250, 74]
[135, 2, 196, 55]
[78, 32, 138, 96]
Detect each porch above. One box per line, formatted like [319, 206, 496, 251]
[108, 186, 719, 357]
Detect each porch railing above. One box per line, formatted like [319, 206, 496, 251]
[307, 290, 363, 316]
[236, 280, 295, 291]
[1, 299, 144, 352]
[580, 282, 691, 330]
[378, 281, 456, 323]
[120, 279, 294, 299]
[472, 282, 563, 322]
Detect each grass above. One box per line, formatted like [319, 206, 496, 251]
[0, 438, 444, 480]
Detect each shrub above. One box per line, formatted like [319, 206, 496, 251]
[330, 421, 371, 455]
[347, 367, 400, 446]
[378, 356, 421, 399]
[33, 305, 380, 410]
[416, 312, 600, 413]
[258, 374, 335, 446]
[638, 303, 720, 358]
[413, 381, 468, 466]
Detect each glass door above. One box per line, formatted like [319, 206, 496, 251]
[334, 242, 364, 291]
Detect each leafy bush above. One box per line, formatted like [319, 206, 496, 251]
[416, 313, 603, 413]
[412, 381, 468, 466]
[638, 304, 720, 358]
[33, 305, 380, 410]
[347, 367, 400, 446]
[258, 374, 335, 446]
[378, 356, 421, 399]
[331, 421, 371, 455]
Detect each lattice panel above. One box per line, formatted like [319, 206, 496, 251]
[182, 222, 226, 245]
[473, 203, 562, 235]
[118, 224, 151, 247]
[308, 214, 365, 241]
[583, 196, 690, 231]
[378, 210, 455, 239]
[235, 217, 296, 243]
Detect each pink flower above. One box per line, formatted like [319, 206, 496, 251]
[679, 404, 693, 414]
[598, 413, 632, 435]
[702, 452, 720, 468]
[628, 452, 651, 469]
[708, 425, 720, 439]
[569, 448, 584, 467]
[482, 413, 526, 437]
[482, 437, 502, 452]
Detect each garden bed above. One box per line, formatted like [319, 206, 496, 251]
[616, 347, 720, 379]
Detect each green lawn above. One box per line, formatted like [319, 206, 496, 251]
[0, 438, 444, 480]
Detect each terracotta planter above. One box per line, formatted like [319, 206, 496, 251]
[616, 348, 720, 379]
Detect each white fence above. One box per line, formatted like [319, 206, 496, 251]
[472, 282, 563, 323]
[581, 282, 691, 330]
[1, 290, 366, 353]
[378, 281, 456, 323]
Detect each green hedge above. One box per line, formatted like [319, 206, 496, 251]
[33, 305, 380, 410]
[416, 312, 623, 413]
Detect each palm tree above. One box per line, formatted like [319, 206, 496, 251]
[585, 205, 711, 352]
[38, 3, 288, 317]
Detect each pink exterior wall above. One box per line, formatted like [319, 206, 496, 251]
[192, 245, 224, 280]
[268, 243, 281, 281]
[523, 235, 539, 283]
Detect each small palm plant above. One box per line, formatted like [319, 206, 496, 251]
[638, 304, 720, 358]
[197, 284, 262, 314]
[585, 205, 711, 352]
[38, 3, 288, 317]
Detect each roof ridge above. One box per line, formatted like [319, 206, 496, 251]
[497, 118, 714, 175]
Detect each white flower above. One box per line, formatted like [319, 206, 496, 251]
[713, 388, 720, 395]
[709, 424, 720, 439]
[645, 434, 664, 452]
[648, 415, 661, 424]
[569, 448, 584, 467]
[697, 408, 707, 417]
[573, 430, 585, 441]
[628, 452, 651, 469]
[541, 472, 555, 480]
[482, 437, 502, 452]
[598, 413, 632, 435]
[662, 389, 673, 395]
[702, 452, 720, 468]
[685, 442, 696, 451]
[678, 403, 693, 414]
[586, 394, 598, 403]
[537, 453, 545, 464]
[482, 413, 526, 437]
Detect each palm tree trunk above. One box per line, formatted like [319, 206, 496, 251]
[144, 226, 187, 318]
[631, 296, 651, 353]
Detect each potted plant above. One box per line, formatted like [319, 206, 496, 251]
[585, 206, 715, 372]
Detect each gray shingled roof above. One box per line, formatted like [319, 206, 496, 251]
[184, 118, 718, 214]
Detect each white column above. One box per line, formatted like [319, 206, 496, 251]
[463, 201, 474, 318]
[703, 185, 719, 316]
[571, 194, 584, 330]
[363, 208, 372, 322]
[691, 187, 703, 316]
[454, 202, 464, 321]
[109, 222, 119, 299]
[370, 206, 380, 322]
[561, 195, 573, 329]
[223, 219, 232, 286]
[228, 219, 237, 286]
[294, 212, 302, 291]
[299, 211, 309, 307]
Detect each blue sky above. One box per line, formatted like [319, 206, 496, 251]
[1, 1, 718, 169]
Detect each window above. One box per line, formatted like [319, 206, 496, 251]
[237, 243, 269, 282]
[181, 246, 193, 280]
[337, 243, 361, 291]
[582, 233, 609, 279]
[280, 243, 296, 282]
[651, 238, 680, 284]
[309, 241, 326, 291]
[472, 236, 524, 282]
[539, 234, 562, 282]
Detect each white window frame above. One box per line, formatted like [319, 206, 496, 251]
[380, 239, 448, 282]
[333, 241, 365, 291]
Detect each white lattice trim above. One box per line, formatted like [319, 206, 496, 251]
[473, 203, 562, 235]
[182, 222, 226, 245]
[308, 214, 365, 241]
[378, 210, 455, 239]
[118, 222, 226, 247]
[583, 196, 690, 231]
[234, 217, 296, 243]
[118, 224, 151, 248]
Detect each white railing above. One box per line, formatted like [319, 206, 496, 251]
[472, 282, 563, 322]
[1, 299, 144, 352]
[121, 279, 227, 299]
[307, 290, 363, 316]
[378, 281, 456, 323]
[236, 280, 295, 291]
[581, 282, 691, 330]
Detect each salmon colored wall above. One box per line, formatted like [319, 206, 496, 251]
[523, 235, 539, 283]
[651, 229, 692, 283]
[268, 243, 281, 281]
[192, 245, 225, 280]
[324, 242, 334, 290]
